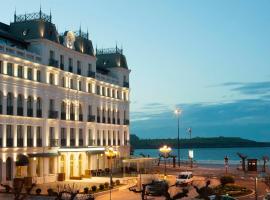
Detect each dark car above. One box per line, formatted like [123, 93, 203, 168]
[145, 180, 168, 196]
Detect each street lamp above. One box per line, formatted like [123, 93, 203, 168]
[174, 108, 182, 167]
[188, 127, 193, 168]
[159, 145, 172, 177]
[105, 147, 118, 200]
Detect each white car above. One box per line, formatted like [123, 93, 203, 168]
[176, 172, 193, 186]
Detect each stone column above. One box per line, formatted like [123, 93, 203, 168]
[3, 96, 7, 115]
[13, 95, 17, 116]
[33, 126, 37, 147]
[106, 130, 109, 146]
[115, 130, 118, 146]
[33, 98, 37, 117]
[100, 130, 103, 146]
[13, 63, 18, 77]
[66, 126, 70, 147]
[75, 128, 79, 147]
[23, 96, 27, 116]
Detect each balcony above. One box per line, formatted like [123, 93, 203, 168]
[87, 115, 95, 122]
[123, 81, 129, 88]
[7, 106, 13, 115]
[49, 58, 59, 68]
[61, 139, 66, 147]
[36, 109, 42, 118]
[17, 107, 23, 116]
[70, 113, 75, 121]
[27, 139, 33, 147]
[17, 139, 23, 147]
[88, 71, 96, 78]
[6, 139, 13, 147]
[79, 114, 83, 121]
[61, 112, 66, 120]
[70, 139, 75, 147]
[124, 119, 130, 125]
[48, 110, 58, 119]
[27, 109, 33, 117]
[49, 139, 59, 147]
[37, 139, 42, 147]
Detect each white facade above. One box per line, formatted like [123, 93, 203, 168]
[0, 30, 130, 183]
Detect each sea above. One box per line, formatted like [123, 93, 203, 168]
[134, 147, 270, 165]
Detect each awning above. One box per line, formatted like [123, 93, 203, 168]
[16, 154, 29, 166]
[58, 147, 105, 154]
[28, 152, 59, 158]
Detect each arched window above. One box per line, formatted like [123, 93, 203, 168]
[49, 73, 54, 85]
[79, 104, 83, 121]
[0, 92, 3, 114]
[17, 94, 23, 116]
[61, 101, 66, 120]
[70, 103, 75, 120]
[27, 96, 33, 117]
[7, 93, 13, 115]
[36, 97, 42, 117]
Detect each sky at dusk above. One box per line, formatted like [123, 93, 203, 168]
[1, 0, 270, 141]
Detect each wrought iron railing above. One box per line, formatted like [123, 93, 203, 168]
[14, 11, 51, 23]
[87, 115, 95, 122]
[96, 47, 123, 55]
[49, 139, 59, 147]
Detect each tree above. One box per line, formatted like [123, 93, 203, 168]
[237, 152, 248, 172]
[262, 156, 269, 172]
[194, 180, 214, 200]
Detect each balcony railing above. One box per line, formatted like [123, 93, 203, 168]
[123, 81, 129, 88]
[27, 139, 33, 147]
[70, 139, 75, 147]
[27, 109, 33, 117]
[70, 113, 75, 121]
[124, 119, 130, 125]
[17, 107, 23, 116]
[87, 115, 95, 122]
[88, 71, 96, 78]
[37, 139, 42, 147]
[79, 114, 83, 121]
[61, 112, 66, 120]
[48, 110, 58, 119]
[61, 139, 66, 147]
[17, 139, 23, 147]
[6, 139, 13, 147]
[36, 109, 42, 118]
[97, 116, 101, 123]
[69, 66, 73, 73]
[49, 58, 59, 68]
[88, 139, 95, 146]
[49, 139, 59, 147]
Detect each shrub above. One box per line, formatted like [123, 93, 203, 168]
[104, 182, 109, 188]
[220, 176, 235, 186]
[99, 184, 104, 190]
[47, 188, 54, 196]
[84, 187, 89, 194]
[91, 185, 97, 192]
[115, 180, 120, 185]
[36, 188, 42, 195]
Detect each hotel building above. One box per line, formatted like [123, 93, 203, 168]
[0, 10, 130, 183]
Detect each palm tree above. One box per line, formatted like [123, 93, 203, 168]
[262, 156, 269, 172]
[237, 152, 248, 171]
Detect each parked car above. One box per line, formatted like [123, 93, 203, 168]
[209, 195, 236, 200]
[176, 171, 193, 186]
[145, 180, 168, 196]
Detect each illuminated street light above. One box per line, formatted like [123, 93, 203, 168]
[105, 147, 118, 200]
[159, 145, 172, 177]
[174, 108, 182, 167]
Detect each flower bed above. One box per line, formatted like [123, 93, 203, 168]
[213, 184, 252, 197]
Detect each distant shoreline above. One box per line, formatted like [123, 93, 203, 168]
[133, 145, 270, 149]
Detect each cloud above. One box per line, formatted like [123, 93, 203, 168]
[131, 98, 270, 141]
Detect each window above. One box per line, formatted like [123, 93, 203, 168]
[49, 99, 55, 111]
[88, 83, 92, 93]
[70, 128, 75, 146]
[88, 105, 92, 115]
[49, 127, 55, 146]
[70, 79, 74, 89]
[49, 73, 54, 85]
[88, 129, 93, 145]
[78, 81, 82, 91]
[18, 65, 23, 78]
[7, 93, 13, 115]
[79, 129, 83, 146]
[77, 61, 81, 75]
[49, 50, 55, 59]
[17, 94, 23, 116]
[60, 55, 64, 70]
[79, 104, 83, 121]
[102, 87, 105, 96]
[70, 103, 75, 120]
[27, 126, 33, 147]
[27, 96, 33, 117]
[36, 97, 42, 117]
[36, 70, 41, 82]
[0, 92, 3, 114]
[7, 63, 13, 76]
[107, 88, 111, 97]
[61, 101, 66, 120]
[61, 77, 65, 87]
[68, 58, 73, 72]
[61, 128, 66, 146]
[6, 125, 13, 147]
[88, 63, 92, 72]
[37, 127, 42, 147]
[112, 89, 115, 98]
[0, 125, 2, 147]
[27, 68, 33, 80]
[96, 85, 100, 95]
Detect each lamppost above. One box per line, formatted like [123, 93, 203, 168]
[159, 145, 172, 178]
[188, 128, 193, 168]
[105, 147, 118, 200]
[174, 108, 182, 167]
[224, 156, 229, 174]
